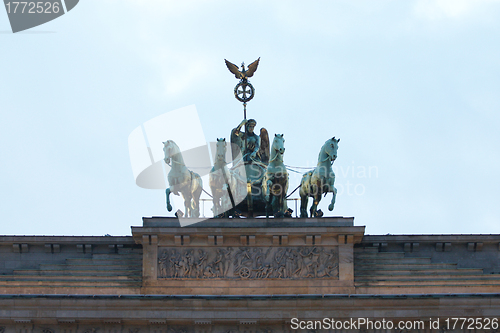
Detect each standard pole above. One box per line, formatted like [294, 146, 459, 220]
[243, 101, 253, 217]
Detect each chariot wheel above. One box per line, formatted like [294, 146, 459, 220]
[234, 81, 255, 103]
[238, 266, 251, 278]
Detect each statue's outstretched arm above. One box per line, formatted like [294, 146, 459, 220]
[235, 119, 247, 133]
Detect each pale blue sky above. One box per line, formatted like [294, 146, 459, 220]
[1, 0, 500, 235]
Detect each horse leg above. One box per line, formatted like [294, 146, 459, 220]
[271, 195, 282, 218]
[215, 197, 221, 217]
[312, 193, 323, 217]
[183, 193, 192, 217]
[166, 187, 173, 212]
[187, 176, 202, 218]
[310, 181, 322, 217]
[328, 186, 337, 211]
[275, 195, 284, 218]
[299, 184, 309, 218]
[221, 185, 233, 218]
[265, 179, 272, 203]
[281, 180, 289, 216]
[274, 182, 285, 218]
[300, 193, 308, 218]
[193, 178, 202, 218]
[192, 192, 200, 218]
[309, 200, 317, 218]
[192, 202, 200, 218]
[211, 189, 220, 217]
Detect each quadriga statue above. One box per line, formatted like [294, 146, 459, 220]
[162, 140, 203, 218]
[209, 138, 246, 217]
[262, 134, 289, 217]
[230, 118, 269, 183]
[299, 137, 340, 218]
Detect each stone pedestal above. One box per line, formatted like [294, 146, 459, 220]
[132, 217, 364, 295]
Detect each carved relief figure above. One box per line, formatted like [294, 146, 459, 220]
[184, 249, 194, 278]
[195, 249, 207, 278]
[158, 251, 168, 277]
[214, 247, 232, 277]
[157, 246, 338, 280]
[318, 248, 339, 277]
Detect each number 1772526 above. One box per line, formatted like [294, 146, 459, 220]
[5, 2, 61, 14]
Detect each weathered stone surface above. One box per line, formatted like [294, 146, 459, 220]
[1, 294, 500, 332]
[3, 220, 500, 296]
[2, 217, 500, 332]
[133, 217, 362, 295]
[0, 236, 141, 295]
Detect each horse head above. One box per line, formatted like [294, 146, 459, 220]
[162, 140, 178, 165]
[324, 136, 340, 162]
[215, 138, 227, 163]
[272, 134, 285, 156]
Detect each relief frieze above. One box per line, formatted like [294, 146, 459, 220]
[158, 246, 338, 279]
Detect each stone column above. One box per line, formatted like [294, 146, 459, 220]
[142, 234, 158, 284]
[338, 234, 354, 282]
